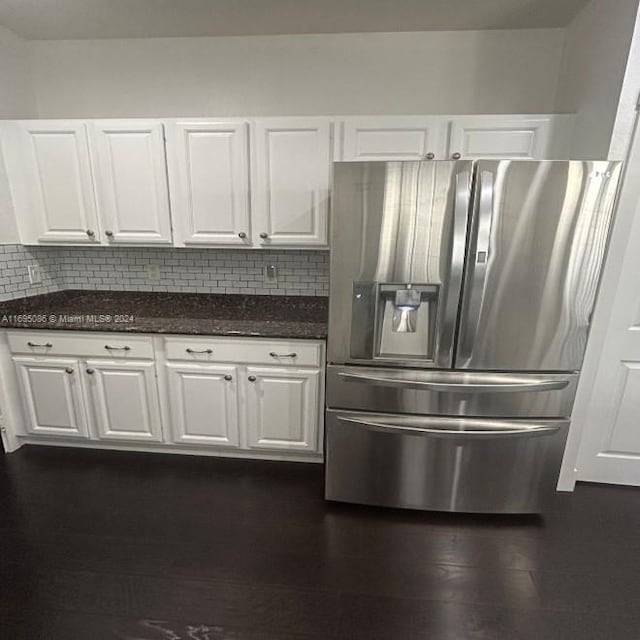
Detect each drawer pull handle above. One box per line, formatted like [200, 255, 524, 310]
[65, 367, 74, 374]
[104, 345, 131, 351]
[86, 368, 95, 375]
[27, 341, 53, 348]
[186, 348, 213, 354]
[248, 375, 257, 382]
[269, 352, 297, 358]
[224, 374, 233, 381]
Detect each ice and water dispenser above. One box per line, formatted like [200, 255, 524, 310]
[350, 281, 440, 362]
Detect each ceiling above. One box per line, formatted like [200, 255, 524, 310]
[0, 0, 590, 40]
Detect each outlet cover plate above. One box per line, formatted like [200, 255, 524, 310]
[145, 264, 160, 280]
[27, 265, 42, 284]
[263, 263, 278, 285]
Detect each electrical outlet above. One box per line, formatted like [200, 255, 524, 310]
[27, 265, 42, 284]
[263, 263, 278, 286]
[145, 264, 160, 280]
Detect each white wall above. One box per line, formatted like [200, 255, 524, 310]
[0, 24, 34, 118]
[555, 0, 640, 159]
[0, 24, 35, 244]
[30, 29, 566, 118]
[609, 8, 640, 160]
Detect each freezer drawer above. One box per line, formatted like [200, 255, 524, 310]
[327, 365, 579, 418]
[325, 410, 569, 513]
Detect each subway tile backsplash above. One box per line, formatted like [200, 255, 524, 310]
[0, 245, 61, 301]
[0, 245, 329, 302]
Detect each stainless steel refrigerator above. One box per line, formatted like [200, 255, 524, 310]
[325, 160, 622, 513]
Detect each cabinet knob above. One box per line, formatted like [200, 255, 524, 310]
[451, 153, 462, 160]
[248, 375, 257, 382]
[224, 374, 233, 381]
[424, 152, 435, 160]
[65, 367, 74, 374]
[86, 229, 95, 237]
[238, 232, 247, 239]
[259, 232, 268, 240]
[105, 230, 114, 238]
[86, 368, 95, 375]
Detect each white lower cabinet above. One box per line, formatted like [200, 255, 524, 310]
[166, 362, 240, 447]
[6, 332, 324, 460]
[84, 360, 163, 442]
[12, 357, 89, 438]
[245, 366, 320, 452]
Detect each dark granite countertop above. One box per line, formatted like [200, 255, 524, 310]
[0, 290, 328, 340]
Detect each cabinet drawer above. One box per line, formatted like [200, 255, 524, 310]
[164, 336, 323, 367]
[7, 331, 155, 359]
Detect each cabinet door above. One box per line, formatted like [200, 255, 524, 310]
[166, 121, 251, 247]
[12, 357, 89, 438]
[448, 117, 552, 159]
[245, 366, 320, 452]
[341, 117, 449, 161]
[1, 121, 100, 244]
[166, 363, 240, 447]
[251, 119, 330, 247]
[84, 360, 163, 442]
[89, 120, 172, 244]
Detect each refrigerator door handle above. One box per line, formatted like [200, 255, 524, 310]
[457, 168, 494, 364]
[437, 165, 473, 365]
[337, 416, 562, 438]
[337, 371, 570, 393]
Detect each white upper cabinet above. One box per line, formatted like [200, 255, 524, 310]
[1, 121, 100, 244]
[251, 119, 331, 247]
[88, 120, 173, 244]
[84, 359, 163, 442]
[1, 115, 573, 248]
[166, 120, 251, 247]
[448, 116, 560, 160]
[340, 117, 449, 161]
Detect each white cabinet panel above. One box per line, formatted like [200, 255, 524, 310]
[8, 331, 154, 359]
[167, 121, 250, 247]
[2, 121, 100, 244]
[89, 120, 172, 244]
[166, 362, 240, 447]
[341, 117, 449, 161]
[449, 117, 553, 159]
[252, 119, 330, 247]
[163, 336, 322, 367]
[604, 362, 640, 454]
[84, 359, 163, 442]
[12, 357, 88, 438]
[245, 366, 320, 451]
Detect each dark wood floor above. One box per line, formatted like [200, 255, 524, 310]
[1, 446, 640, 639]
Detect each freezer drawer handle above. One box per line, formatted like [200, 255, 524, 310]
[338, 372, 569, 393]
[337, 416, 561, 438]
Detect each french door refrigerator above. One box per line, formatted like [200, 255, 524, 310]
[325, 159, 622, 513]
